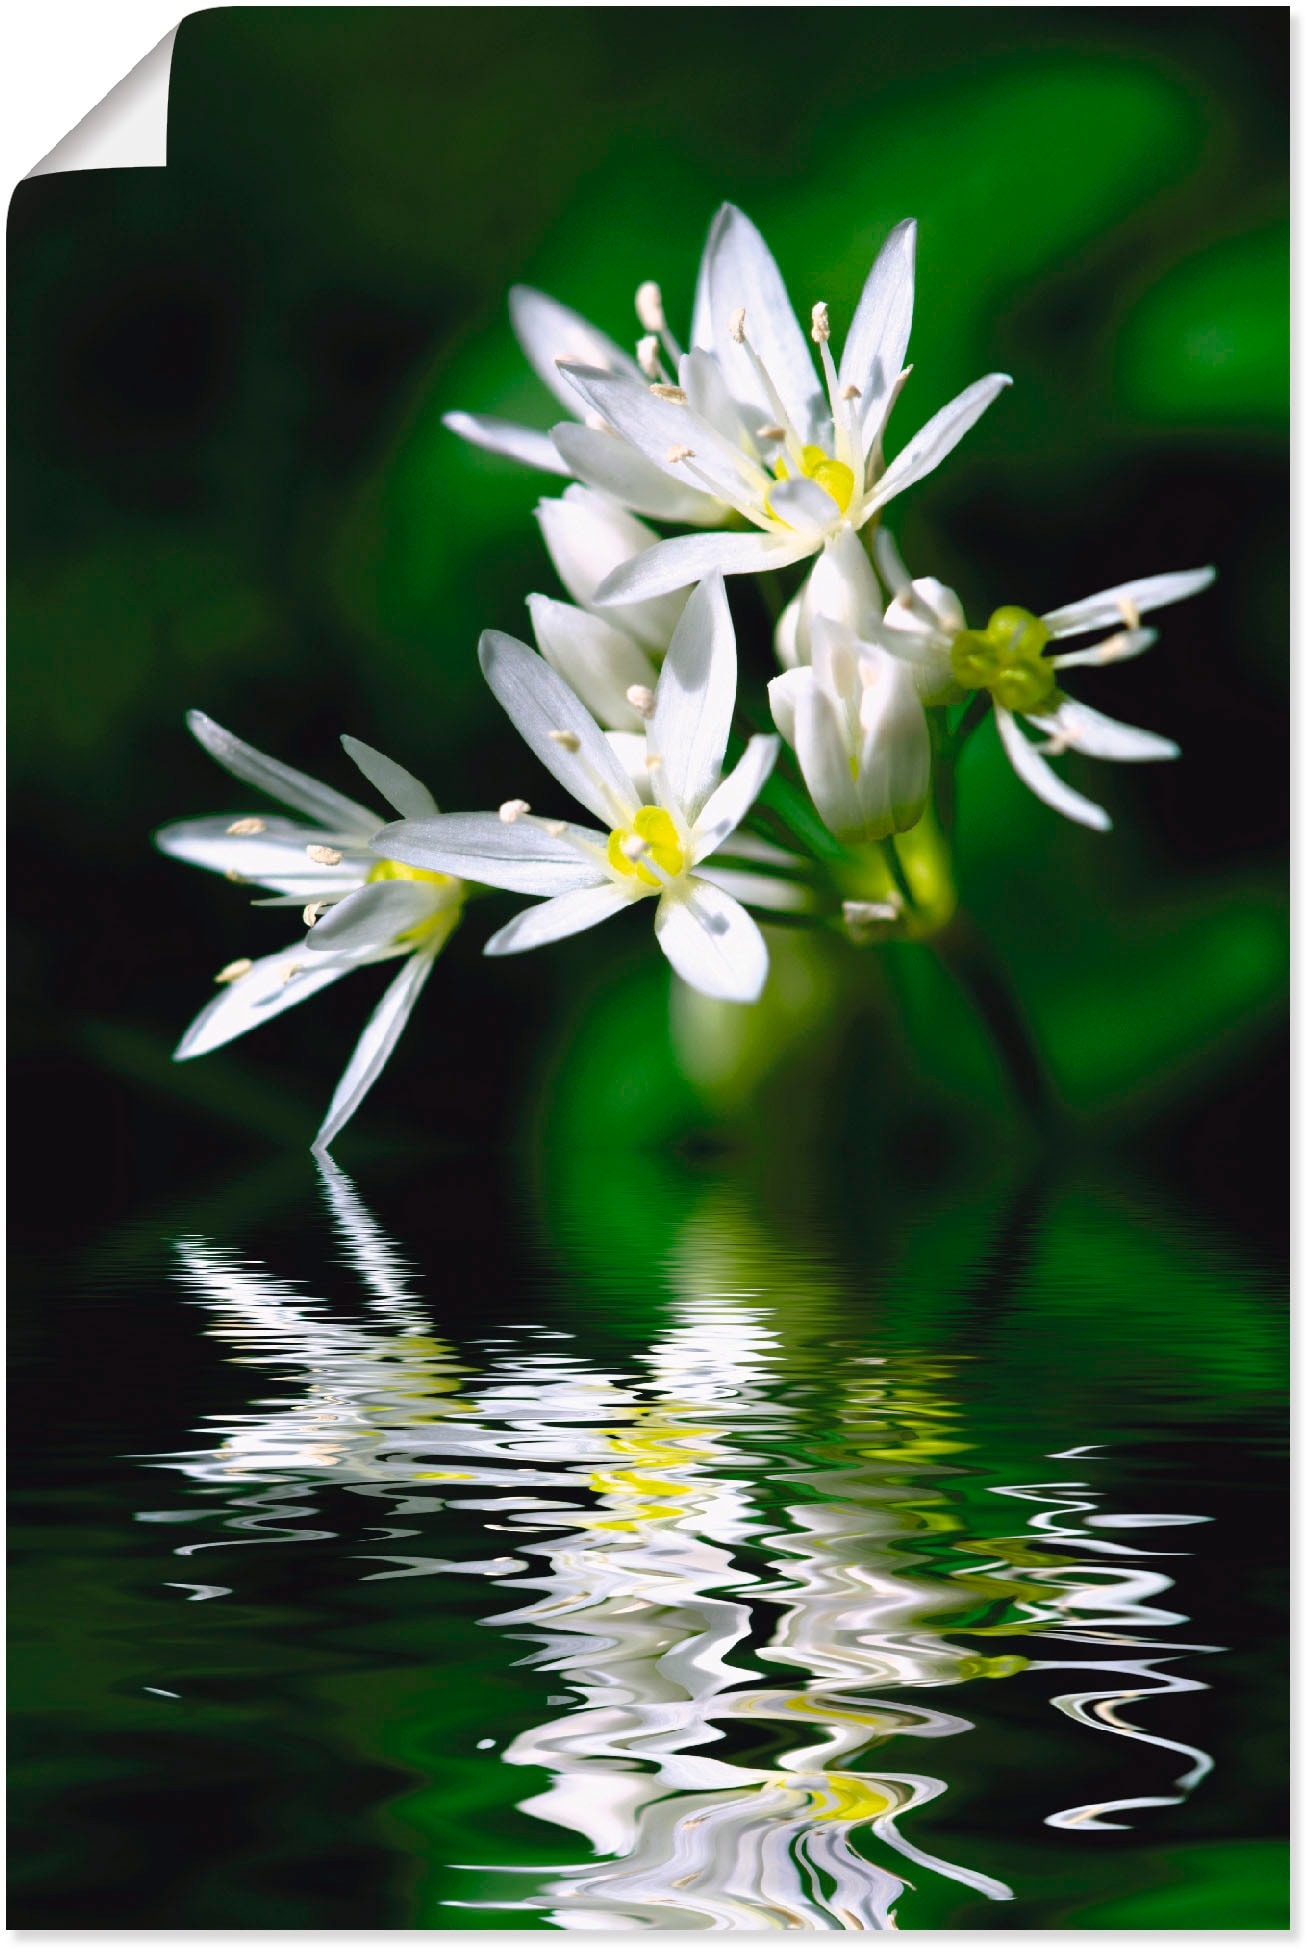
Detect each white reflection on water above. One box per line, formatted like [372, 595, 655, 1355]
[147, 1163, 1217, 1929]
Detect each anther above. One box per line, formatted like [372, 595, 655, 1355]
[224, 868, 247, 884]
[649, 383, 687, 403]
[728, 306, 747, 344]
[666, 444, 694, 464]
[499, 798, 531, 824]
[227, 816, 265, 835]
[644, 753, 664, 771]
[840, 383, 861, 401]
[637, 334, 663, 379]
[636, 281, 665, 332]
[810, 301, 831, 344]
[306, 844, 343, 865]
[548, 729, 581, 752]
[302, 901, 328, 927]
[756, 423, 786, 443]
[279, 961, 302, 986]
[844, 897, 903, 925]
[215, 957, 253, 984]
[1117, 596, 1142, 630]
[625, 684, 656, 718]
[543, 819, 567, 838]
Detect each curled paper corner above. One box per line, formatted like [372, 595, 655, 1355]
[27, 26, 177, 177]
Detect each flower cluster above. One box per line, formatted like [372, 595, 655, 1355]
[157, 203, 1214, 1149]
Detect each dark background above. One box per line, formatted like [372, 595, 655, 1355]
[8, 7, 1288, 1247]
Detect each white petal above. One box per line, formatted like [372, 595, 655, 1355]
[809, 527, 884, 633]
[994, 705, 1111, 831]
[442, 410, 568, 475]
[1051, 626, 1158, 670]
[701, 204, 826, 447]
[559, 363, 766, 507]
[536, 485, 686, 648]
[838, 219, 917, 451]
[767, 474, 840, 534]
[551, 422, 724, 525]
[605, 731, 655, 801]
[483, 881, 631, 955]
[185, 712, 381, 836]
[774, 581, 809, 669]
[654, 877, 769, 1003]
[376, 809, 608, 894]
[175, 944, 352, 1060]
[528, 595, 657, 732]
[870, 373, 1012, 506]
[650, 571, 737, 822]
[313, 948, 443, 1154]
[155, 815, 367, 895]
[693, 864, 810, 912]
[691, 734, 780, 862]
[508, 285, 640, 411]
[1041, 567, 1216, 639]
[678, 347, 753, 448]
[1031, 697, 1180, 762]
[855, 652, 931, 834]
[794, 674, 865, 841]
[340, 737, 437, 819]
[306, 879, 443, 956]
[595, 529, 811, 606]
[478, 629, 638, 828]
[767, 666, 811, 748]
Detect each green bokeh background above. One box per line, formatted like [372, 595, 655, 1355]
[8, 6, 1287, 1235]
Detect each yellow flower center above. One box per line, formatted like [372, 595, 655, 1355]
[950, 605, 1059, 715]
[606, 805, 685, 888]
[367, 857, 463, 944]
[765, 442, 856, 526]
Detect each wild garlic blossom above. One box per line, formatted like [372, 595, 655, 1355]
[375, 574, 794, 1003]
[156, 713, 464, 1150]
[872, 532, 1216, 831]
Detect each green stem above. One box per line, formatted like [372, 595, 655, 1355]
[945, 691, 990, 766]
[931, 908, 1060, 1133]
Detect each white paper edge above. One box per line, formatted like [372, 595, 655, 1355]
[27, 26, 176, 176]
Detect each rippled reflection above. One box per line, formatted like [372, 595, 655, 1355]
[151, 1162, 1221, 1929]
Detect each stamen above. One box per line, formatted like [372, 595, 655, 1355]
[215, 957, 253, 984]
[636, 334, 663, 379]
[667, 444, 694, 464]
[636, 281, 665, 332]
[728, 307, 747, 344]
[649, 383, 688, 404]
[810, 301, 831, 344]
[756, 423, 786, 443]
[543, 819, 567, 838]
[224, 868, 247, 884]
[1037, 729, 1075, 756]
[729, 309, 807, 469]
[279, 961, 302, 985]
[303, 902, 328, 927]
[227, 817, 265, 836]
[620, 833, 648, 862]
[625, 684, 656, 718]
[843, 897, 902, 925]
[1117, 596, 1142, 630]
[548, 729, 581, 753]
[499, 797, 531, 824]
[840, 383, 861, 401]
[644, 752, 663, 771]
[306, 844, 343, 865]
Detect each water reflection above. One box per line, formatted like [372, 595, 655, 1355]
[151, 1161, 1222, 1929]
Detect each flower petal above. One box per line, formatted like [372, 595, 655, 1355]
[1041, 567, 1216, 639]
[869, 373, 1012, 507]
[654, 876, 769, 1002]
[855, 652, 931, 834]
[1030, 697, 1179, 762]
[528, 595, 657, 732]
[595, 529, 811, 606]
[809, 527, 884, 633]
[691, 734, 780, 862]
[605, 731, 655, 801]
[650, 571, 737, 823]
[376, 810, 608, 895]
[694, 864, 811, 912]
[483, 881, 632, 955]
[155, 815, 367, 895]
[792, 669, 865, 841]
[536, 485, 687, 649]
[994, 705, 1111, 831]
[340, 737, 437, 819]
[701, 204, 826, 447]
[175, 944, 352, 1060]
[550, 423, 724, 525]
[838, 219, 918, 451]
[559, 363, 768, 508]
[442, 410, 569, 475]
[313, 946, 446, 1155]
[767, 666, 811, 747]
[479, 629, 638, 827]
[306, 879, 443, 956]
[1050, 626, 1158, 670]
[767, 474, 840, 534]
[508, 284, 641, 411]
[185, 712, 381, 836]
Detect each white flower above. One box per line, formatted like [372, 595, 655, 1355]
[376, 573, 792, 1003]
[767, 533, 929, 844]
[554, 205, 1010, 605]
[156, 712, 464, 1151]
[443, 285, 723, 524]
[872, 531, 1216, 831]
